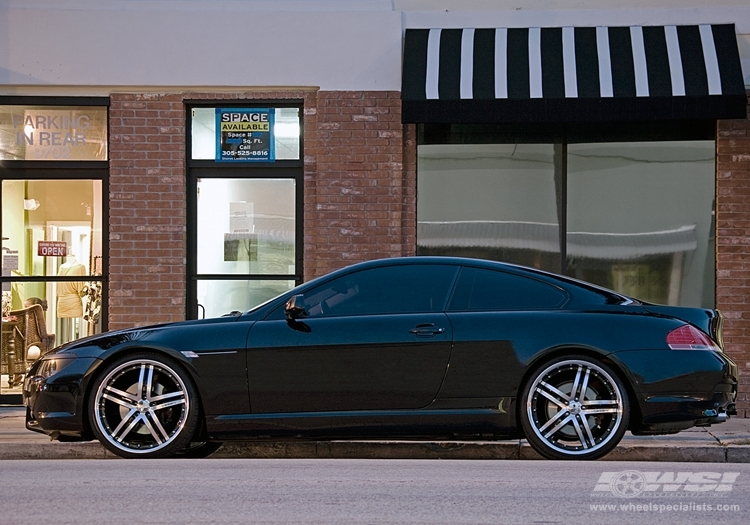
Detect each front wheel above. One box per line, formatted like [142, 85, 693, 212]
[520, 356, 629, 460]
[88, 352, 201, 459]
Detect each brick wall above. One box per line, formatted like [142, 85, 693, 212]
[107, 90, 409, 326]
[306, 91, 407, 279]
[108, 91, 316, 330]
[109, 94, 187, 330]
[716, 93, 750, 417]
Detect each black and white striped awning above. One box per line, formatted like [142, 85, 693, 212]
[402, 24, 747, 123]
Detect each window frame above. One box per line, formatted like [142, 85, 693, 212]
[186, 101, 305, 320]
[0, 97, 110, 371]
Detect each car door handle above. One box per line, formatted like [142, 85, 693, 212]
[409, 324, 446, 337]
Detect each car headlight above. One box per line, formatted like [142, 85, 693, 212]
[36, 357, 74, 379]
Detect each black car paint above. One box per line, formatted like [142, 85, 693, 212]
[23, 257, 738, 444]
[246, 313, 453, 413]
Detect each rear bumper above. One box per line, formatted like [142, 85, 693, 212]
[630, 393, 736, 435]
[610, 348, 738, 433]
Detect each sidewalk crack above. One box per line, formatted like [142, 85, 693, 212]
[706, 428, 724, 445]
[704, 429, 732, 463]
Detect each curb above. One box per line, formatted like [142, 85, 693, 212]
[2, 440, 750, 462]
[0, 442, 117, 460]
[212, 441, 750, 463]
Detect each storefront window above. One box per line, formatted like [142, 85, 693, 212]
[566, 141, 715, 306]
[2, 179, 104, 395]
[197, 178, 296, 276]
[0, 106, 107, 161]
[191, 107, 300, 161]
[197, 279, 295, 319]
[417, 143, 561, 274]
[417, 124, 716, 308]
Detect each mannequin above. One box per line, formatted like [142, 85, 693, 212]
[57, 254, 86, 342]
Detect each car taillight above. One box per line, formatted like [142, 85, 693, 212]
[667, 325, 721, 351]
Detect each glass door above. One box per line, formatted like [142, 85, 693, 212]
[194, 177, 299, 318]
[1, 178, 105, 395]
[188, 103, 303, 319]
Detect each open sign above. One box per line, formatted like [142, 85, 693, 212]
[38, 241, 67, 257]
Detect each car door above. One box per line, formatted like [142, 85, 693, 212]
[246, 263, 459, 413]
[439, 266, 569, 399]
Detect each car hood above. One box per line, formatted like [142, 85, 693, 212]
[51, 314, 244, 357]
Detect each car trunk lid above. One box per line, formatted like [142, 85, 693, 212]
[641, 305, 724, 351]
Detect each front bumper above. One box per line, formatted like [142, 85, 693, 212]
[23, 356, 101, 441]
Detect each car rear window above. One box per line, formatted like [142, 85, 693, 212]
[449, 267, 568, 311]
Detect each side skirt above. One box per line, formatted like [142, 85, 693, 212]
[206, 407, 518, 441]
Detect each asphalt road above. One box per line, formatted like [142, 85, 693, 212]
[0, 459, 747, 525]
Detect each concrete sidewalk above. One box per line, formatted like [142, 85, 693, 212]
[2, 404, 750, 461]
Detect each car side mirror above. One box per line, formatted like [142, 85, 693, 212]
[285, 294, 308, 321]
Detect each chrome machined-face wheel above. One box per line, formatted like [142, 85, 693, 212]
[92, 356, 194, 457]
[523, 358, 628, 459]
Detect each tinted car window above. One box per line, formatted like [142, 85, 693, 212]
[299, 264, 459, 317]
[449, 267, 568, 311]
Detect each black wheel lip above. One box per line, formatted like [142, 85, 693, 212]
[92, 357, 191, 455]
[525, 358, 625, 457]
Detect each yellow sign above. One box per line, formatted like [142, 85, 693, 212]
[220, 122, 270, 132]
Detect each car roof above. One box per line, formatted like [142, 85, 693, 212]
[306, 256, 634, 305]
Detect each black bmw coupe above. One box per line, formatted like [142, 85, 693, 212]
[24, 257, 738, 460]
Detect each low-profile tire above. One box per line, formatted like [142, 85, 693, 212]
[520, 355, 630, 460]
[88, 352, 201, 459]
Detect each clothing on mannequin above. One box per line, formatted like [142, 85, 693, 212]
[57, 255, 86, 318]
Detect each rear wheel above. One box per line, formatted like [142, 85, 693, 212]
[88, 352, 200, 459]
[520, 356, 629, 460]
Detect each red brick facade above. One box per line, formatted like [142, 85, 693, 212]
[716, 94, 750, 417]
[107, 89, 750, 415]
[307, 91, 409, 277]
[109, 93, 187, 330]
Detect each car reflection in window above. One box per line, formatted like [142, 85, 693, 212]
[304, 282, 359, 317]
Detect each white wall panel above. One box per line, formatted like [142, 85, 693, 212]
[0, 0, 747, 91]
[0, 5, 401, 90]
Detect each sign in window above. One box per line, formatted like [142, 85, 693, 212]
[0, 106, 108, 161]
